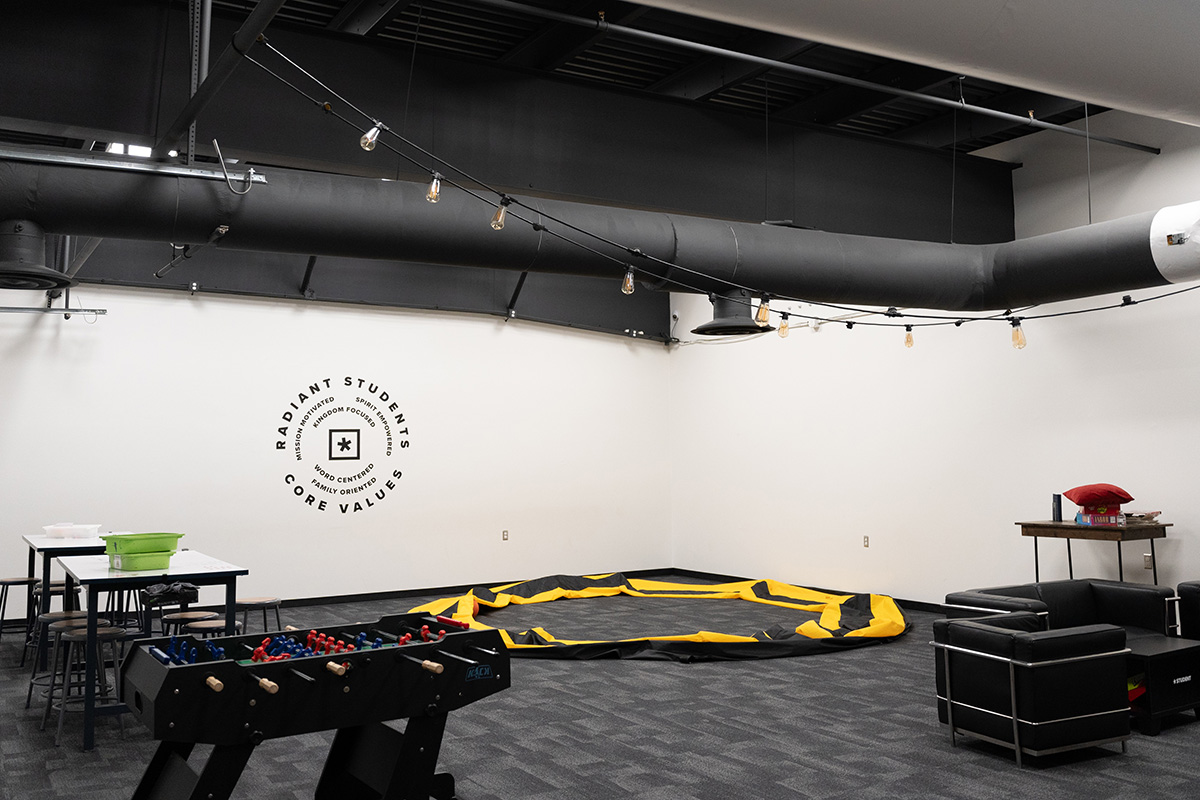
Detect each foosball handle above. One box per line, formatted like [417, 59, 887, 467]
[422, 659, 444, 674]
[284, 625, 299, 631]
[325, 660, 348, 676]
[206, 675, 225, 693]
[248, 673, 279, 694]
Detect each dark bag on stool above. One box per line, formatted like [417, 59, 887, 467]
[140, 582, 200, 607]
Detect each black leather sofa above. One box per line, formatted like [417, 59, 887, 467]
[933, 610, 1130, 766]
[944, 579, 1175, 642]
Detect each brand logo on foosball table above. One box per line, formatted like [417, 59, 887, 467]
[465, 664, 493, 681]
[275, 376, 411, 513]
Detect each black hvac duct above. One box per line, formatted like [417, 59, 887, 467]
[0, 219, 73, 290]
[0, 156, 1195, 315]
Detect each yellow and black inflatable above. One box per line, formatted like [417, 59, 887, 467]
[410, 573, 909, 661]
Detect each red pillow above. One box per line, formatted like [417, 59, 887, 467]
[1063, 483, 1134, 506]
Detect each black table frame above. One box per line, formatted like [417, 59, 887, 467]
[21, 535, 107, 669]
[57, 552, 247, 751]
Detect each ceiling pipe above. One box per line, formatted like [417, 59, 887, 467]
[0, 156, 1198, 314]
[470, 0, 1160, 156]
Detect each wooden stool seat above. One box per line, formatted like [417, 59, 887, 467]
[60, 625, 124, 641]
[236, 596, 282, 632]
[183, 619, 243, 638]
[161, 611, 218, 635]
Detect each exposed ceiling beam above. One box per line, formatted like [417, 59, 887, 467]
[326, 0, 414, 36]
[636, 0, 1200, 128]
[472, 0, 1158, 155]
[893, 90, 1089, 150]
[648, 32, 819, 100]
[775, 62, 956, 126]
[500, 2, 646, 71]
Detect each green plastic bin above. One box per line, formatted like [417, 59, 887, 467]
[102, 532, 184, 555]
[109, 550, 176, 571]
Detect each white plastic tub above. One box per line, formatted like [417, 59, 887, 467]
[42, 523, 102, 539]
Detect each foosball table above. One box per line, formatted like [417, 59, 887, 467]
[121, 612, 509, 800]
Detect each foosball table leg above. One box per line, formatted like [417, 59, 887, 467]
[131, 740, 257, 800]
[315, 714, 455, 800]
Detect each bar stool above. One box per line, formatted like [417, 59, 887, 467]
[161, 610, 218, 636]
[25, 612, 106, 709]
[236, 596, 282, 632]
[51, 625, 126, 746]
[24, 581, 83, 660]
[183, 619, 243, 638]
[103, 588, 146, 631]
[0, 575, 37, 644]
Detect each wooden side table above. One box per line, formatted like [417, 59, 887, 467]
[1017, 520, 1171, 583]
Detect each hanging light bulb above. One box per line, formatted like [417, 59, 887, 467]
[426, 172, 441, 203]
[1011, 318, 1027, 349]
[755, 294, 771, 327]
[360, 124, 382, 151]
[491, 197, 511, 231]
[904, 325, 914, 348]
[778, 312, 790, 339]
[621, 265, 635, 295]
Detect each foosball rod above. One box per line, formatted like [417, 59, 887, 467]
[398, 653, 444, 674]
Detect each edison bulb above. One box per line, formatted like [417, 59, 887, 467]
[621, 269, 635, 295]
[426, 173, 441, 203]
[904, 326, 914, 348]
[1012, 323, 1027, 349]
[755, 296, 771, 327]
[778, 314, 789, 338]
[490, 204, 507, 230]
[360, 126, 380, 151]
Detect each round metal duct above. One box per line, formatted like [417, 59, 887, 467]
[692, 291, 774, 335]
[0, 220, 74, 290]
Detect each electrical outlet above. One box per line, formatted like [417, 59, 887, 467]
[1144, 553, 1153, 569]
[502, 529, 509, 541]
[863, 535, 869, 548]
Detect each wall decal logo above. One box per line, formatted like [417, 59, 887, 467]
[276, 377, 410, 513]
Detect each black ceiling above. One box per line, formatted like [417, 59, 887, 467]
[218, 0, 1102, 153]
[0, 0, 1101, 158]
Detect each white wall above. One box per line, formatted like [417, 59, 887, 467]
[0, 287, 672, 615]
[669, 110, 1200, 603]
[7, 111, 1200, 617]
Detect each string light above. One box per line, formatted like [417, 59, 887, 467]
[904, 325, 914, 348]
[245, 39, 1194, 345]
[1010, 317, 1027, 349]
[491, 197, 511, 231]
[360, 123, 382, 151]
[621, 265, 635, 295]
[778, 312, 789, 338]
[755, 294, 771, 327]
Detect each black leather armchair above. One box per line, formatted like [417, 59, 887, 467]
[1177, 582, 1200, 638]
[933, 611, 1131, 766]
[944, 579, 1174, 642]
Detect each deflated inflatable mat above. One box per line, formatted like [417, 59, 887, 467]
[410, 573, 909, 661]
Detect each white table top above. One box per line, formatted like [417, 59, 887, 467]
[56, 549, 248, 584]
[22, 534, 108, 552]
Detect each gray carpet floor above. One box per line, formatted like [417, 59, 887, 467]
[3, 577, 1200, 799]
